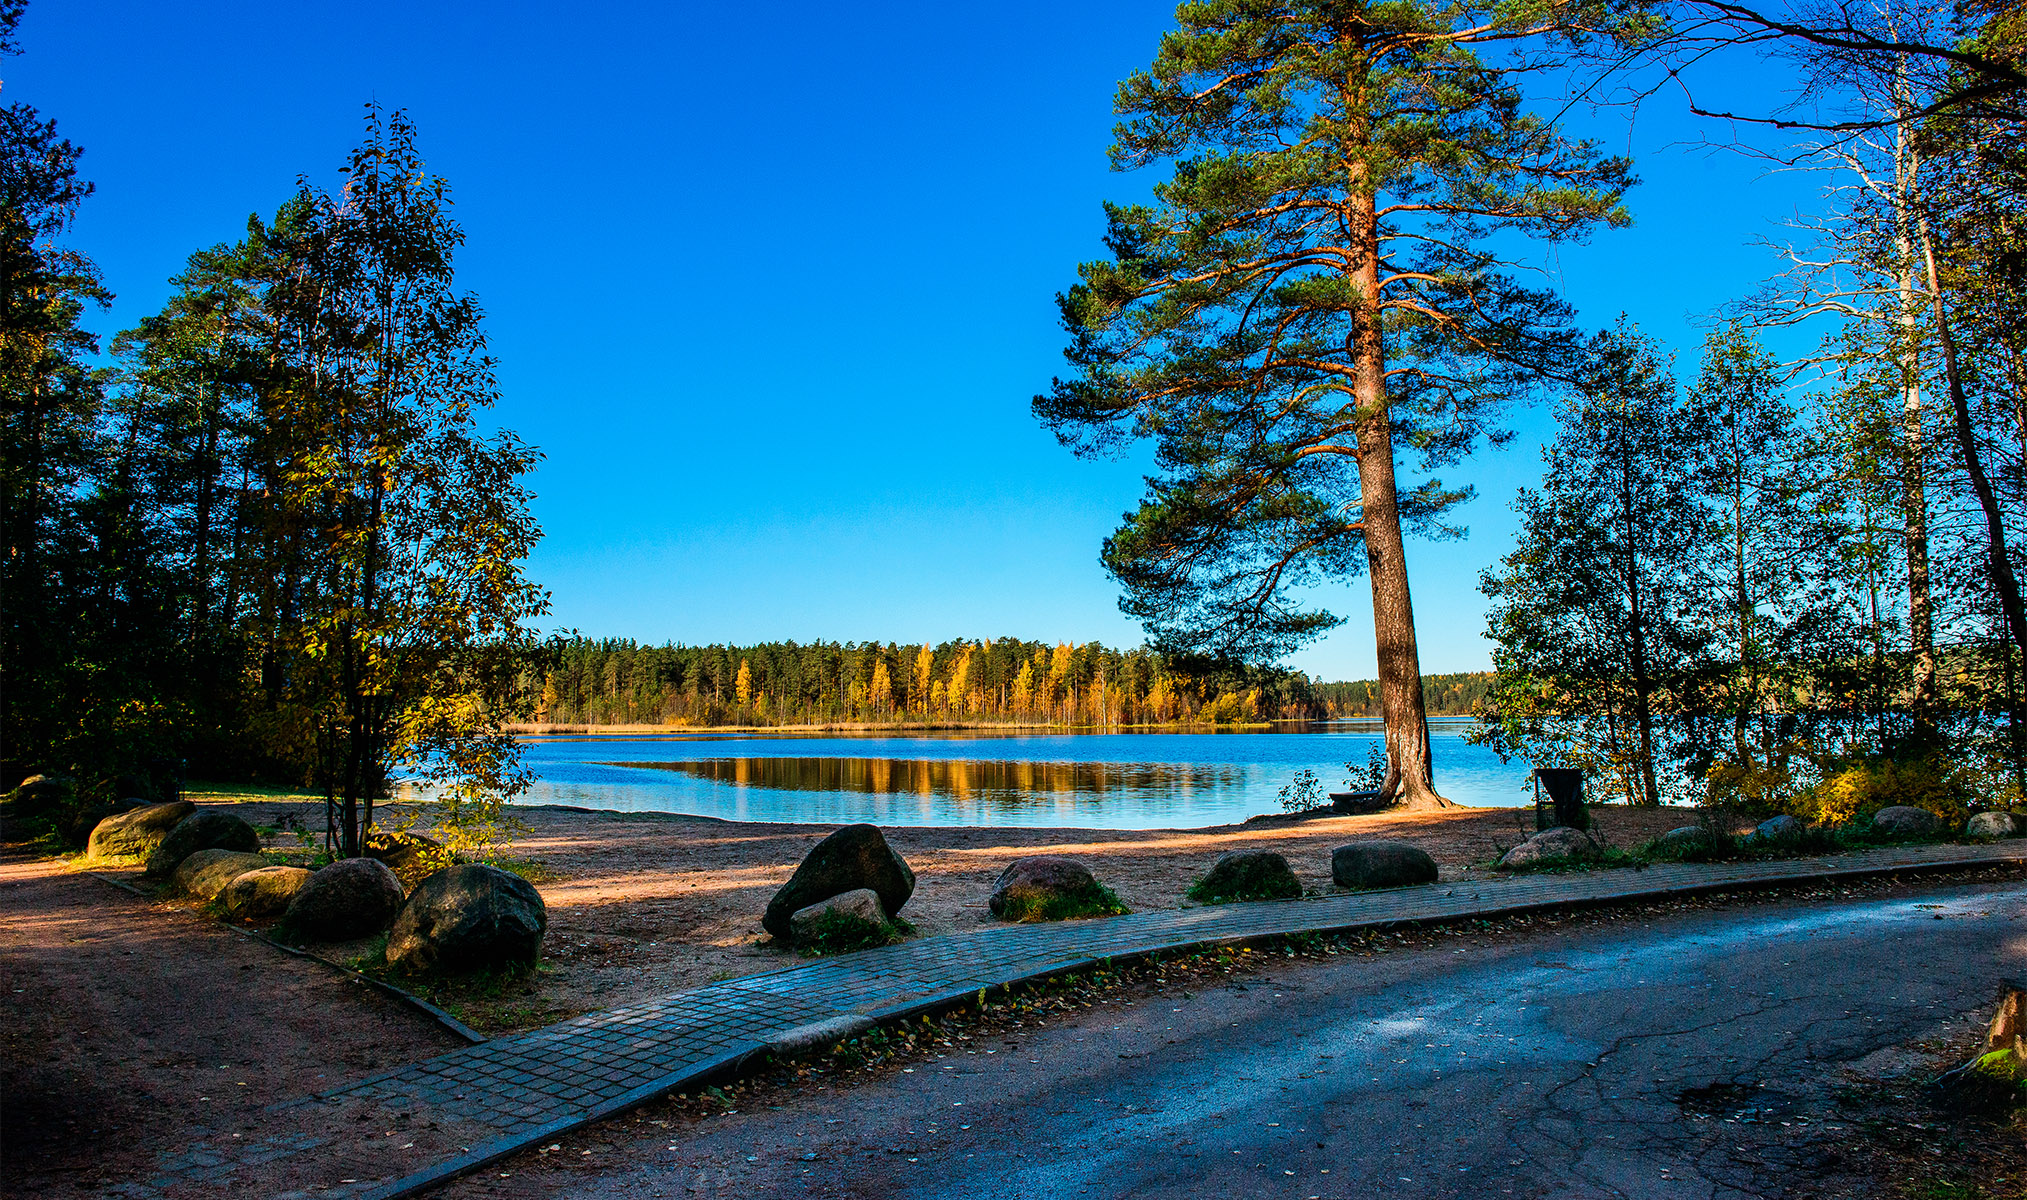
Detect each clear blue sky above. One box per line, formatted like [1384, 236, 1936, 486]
[19, 1, 1824, 680]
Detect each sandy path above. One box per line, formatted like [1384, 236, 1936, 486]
[0, 841, 462, 1198]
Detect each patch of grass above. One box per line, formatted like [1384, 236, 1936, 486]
[995, 881, 1129, 923]
[491, 856, 561, 885]
[1184, 859, 1303, 904]
[182, 781, 324, 803]
[795, 910, 915, 957]
[1491, 844, 1650, 874]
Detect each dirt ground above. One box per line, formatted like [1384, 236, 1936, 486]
[144, 797, 1696, 1030]
[0, 841, 463, 1199]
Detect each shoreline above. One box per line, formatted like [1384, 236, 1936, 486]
[506, 716, 1482, 737]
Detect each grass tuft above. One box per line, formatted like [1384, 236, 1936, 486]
[1184, 860, 1303, 904]
[795, 909, 914, 957]
[995, 881, 1129, 923]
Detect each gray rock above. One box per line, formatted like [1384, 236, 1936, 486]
[220, 865, 314, 920]
[1498, 826, 1602, 869]
[144, 810, 260, 877]
[282, 857, 406, 942]
[787, 888, 886, 942]
[385, 864, 547, 974]
[1744, 814, 1806, 845]
[1193, 850, 1302, 902]
[1967, 811, 2025, 840]
[171, 850, 271, 902]
[10, 773, 74, 815]
[1652, 825, 1725, 859]
[988, 856, 1118, 921]
[86, 800, 197, 859]
[1331, 840, 1440, 889]
[1871, 805, 1942, 838]
[762, 824, 915, 939]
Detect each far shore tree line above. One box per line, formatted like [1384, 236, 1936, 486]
[518, 638, 1497, 729]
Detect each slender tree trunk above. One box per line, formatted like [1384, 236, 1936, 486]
[1893, 106, 1937, 738]
[1921, 224, 2027, 683]
[1348, 186, 1446, 809]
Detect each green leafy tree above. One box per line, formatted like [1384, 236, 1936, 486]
[1476, 323, 1709, 806]
[0, 0, 134, 782]
[1036, 0, 1648, 807]
[249, 108, 548, 857]
[1679, 323, 1866, 808]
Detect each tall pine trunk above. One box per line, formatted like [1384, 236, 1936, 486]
[1350, 185, 1446, 809]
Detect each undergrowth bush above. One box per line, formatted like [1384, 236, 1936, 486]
[994, 881, 1128, 923]
[1789, 756, 1966, 826]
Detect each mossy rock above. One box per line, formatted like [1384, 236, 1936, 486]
[86, 800, 196, 860]
[144, 810, 260, 877]
[220, 866, 314, 920]
[1187, 850, 1302, 904]
[172, 850, 270, 902]
[988, 856, 1127, 922]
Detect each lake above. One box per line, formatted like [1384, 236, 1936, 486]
[510, 720, 1538, 829]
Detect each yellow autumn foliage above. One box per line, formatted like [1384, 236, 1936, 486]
[1788, 757, 1965, 826]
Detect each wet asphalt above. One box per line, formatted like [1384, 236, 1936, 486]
[460, 877, 2026, 1200]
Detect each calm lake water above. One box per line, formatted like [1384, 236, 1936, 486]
[512, 720, 1537, 829]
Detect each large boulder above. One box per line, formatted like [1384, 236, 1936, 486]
[144, 810, 260, 877]
[282, 857, 406, 942]
[9, 773, 74, 815]
[1967, 811, 2025, 840]
[1332, 840, 1439, 889]
[365, 829, 450, 887]
[58, 797, 144, 846]
[1744, 814, 1806, 846]
[1498, 826, 1602, 869]
[761, 824, 915, 939]
[988, 856, 1124, 922]
[385, 864, 546, 974]
[1653, 825, 1725, 859]
[1190, 850, 1303, 903]
[171, 850, 271, 902]
[220, 865, 314, 920]
[1872, 805, 1942, 838]
[786, 888, 886, 943]
[86, 800, 196, 860]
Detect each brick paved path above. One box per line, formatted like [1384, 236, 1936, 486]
[116, 839, 2027, 1200]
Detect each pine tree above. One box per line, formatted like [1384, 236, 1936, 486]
[1038, 0, 1647, 806]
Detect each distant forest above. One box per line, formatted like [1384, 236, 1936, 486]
[1310, 673, 1496, 718]
[520, 637, 1492, 728]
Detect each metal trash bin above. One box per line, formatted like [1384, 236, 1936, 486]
[1532, 767, 1587, 831]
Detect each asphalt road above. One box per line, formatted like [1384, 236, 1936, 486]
[452, 878, 2026, 1200]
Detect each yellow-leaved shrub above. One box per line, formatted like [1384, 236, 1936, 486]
[1788, 757, 1965, 826]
